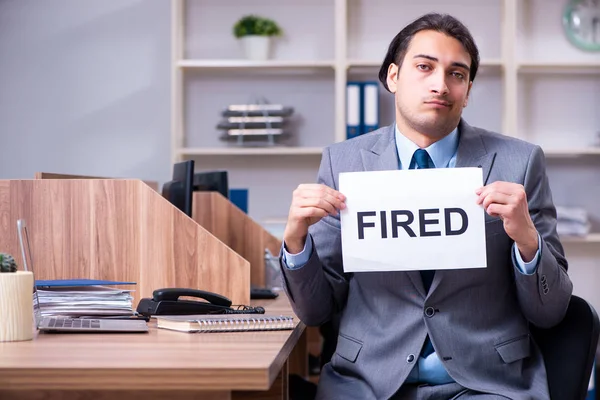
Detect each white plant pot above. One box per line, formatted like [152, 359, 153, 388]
[240, 36, 272, 61]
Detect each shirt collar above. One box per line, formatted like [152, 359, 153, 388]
[394, 124, 459, 169]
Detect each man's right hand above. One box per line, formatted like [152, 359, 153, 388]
[283, 184, 346, 254]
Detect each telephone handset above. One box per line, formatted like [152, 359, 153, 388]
[136, 288, 264, 317]
[152, 288, 232, 307]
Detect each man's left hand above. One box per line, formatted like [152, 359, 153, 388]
[476, 181, 538, 262]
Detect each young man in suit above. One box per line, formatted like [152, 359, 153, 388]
[279, 12, 573, 400]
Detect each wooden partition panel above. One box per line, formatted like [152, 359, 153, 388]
[0, 180, 250, 306]
[192, 192, 282, 287]
[34, 172, 159, 192]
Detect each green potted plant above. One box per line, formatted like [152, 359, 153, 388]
[0, 252, 34, 342]
[0, 253, 18, 273]
[233, 15, 282, 61]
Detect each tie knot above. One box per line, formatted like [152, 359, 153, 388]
[413, 149, 435, 169]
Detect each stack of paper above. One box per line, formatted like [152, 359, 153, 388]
[556, 206, 590, 237]
[34, 280, 135, 317]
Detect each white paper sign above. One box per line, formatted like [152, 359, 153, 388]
[339, 168, 486, 273]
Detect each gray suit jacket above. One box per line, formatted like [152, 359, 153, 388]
[280, 120, 573, 400]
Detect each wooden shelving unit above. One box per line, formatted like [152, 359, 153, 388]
[170, 0, 600, 230]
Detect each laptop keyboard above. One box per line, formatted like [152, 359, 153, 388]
[48, 317, 101, 329]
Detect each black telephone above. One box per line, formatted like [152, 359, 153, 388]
[136, 288, 264, 317]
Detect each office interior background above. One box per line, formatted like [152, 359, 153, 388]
[1, 0, 599, 310]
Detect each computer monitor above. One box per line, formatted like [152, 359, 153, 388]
[162, 160, 194, 217]
[193, 170, 229, 199]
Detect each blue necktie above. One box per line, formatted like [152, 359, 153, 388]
[411, 149, 436, 358]
[410, 149, 435, 293]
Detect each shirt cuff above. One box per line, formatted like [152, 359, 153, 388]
[513, 233, 541, 275]
[282, 235, 314, 270]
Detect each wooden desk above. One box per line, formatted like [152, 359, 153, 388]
[0, 295, 305, 400]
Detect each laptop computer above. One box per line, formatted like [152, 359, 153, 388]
[17, 219, 148, 333]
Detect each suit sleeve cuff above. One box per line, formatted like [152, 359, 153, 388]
[513, 233, 541, 275]
[282, 235, 314, 270]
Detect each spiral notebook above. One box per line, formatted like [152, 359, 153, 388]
[156, 314, 295, 333]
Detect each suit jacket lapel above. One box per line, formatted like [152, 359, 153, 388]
[359, 125, 398, 172]
[454, 119, 496, 185]
[428, 119, 497, 296]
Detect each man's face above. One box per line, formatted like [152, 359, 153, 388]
[386, 30, 472, 141]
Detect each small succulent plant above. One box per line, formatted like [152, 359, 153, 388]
[233, 15, 282, 38]
[0, 253, 17, 273]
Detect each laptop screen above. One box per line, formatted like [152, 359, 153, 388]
[17, 219, 43, 327]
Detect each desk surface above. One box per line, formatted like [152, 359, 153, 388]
[0, 293, 304, 392]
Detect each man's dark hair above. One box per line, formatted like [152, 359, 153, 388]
[378, 13, 480, 92]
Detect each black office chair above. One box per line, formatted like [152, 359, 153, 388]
[531, 295, 600, 400]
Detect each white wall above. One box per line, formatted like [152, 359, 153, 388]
[0, 0, 171, 183]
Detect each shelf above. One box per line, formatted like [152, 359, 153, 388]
[561, 234, 600, 244]
[346, 58, 503, 69]
[346, 59, 390, 68]
[177, 59, 336, 69]
[543, 148, 600, 157]
[518, 62, 600, 74]
[177, 147, 324, 156]
[178, 58, 507, 71]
